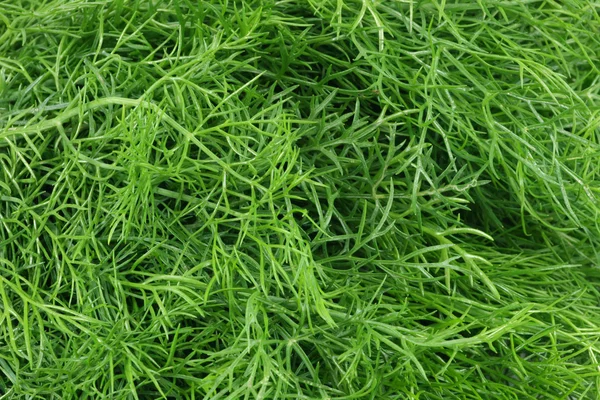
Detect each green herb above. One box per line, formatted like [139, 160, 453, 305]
[0, 0, 599, 398]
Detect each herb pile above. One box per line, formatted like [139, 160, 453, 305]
[1, 1, 599, 398]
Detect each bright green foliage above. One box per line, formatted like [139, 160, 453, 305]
[0, 0, 599, 399]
